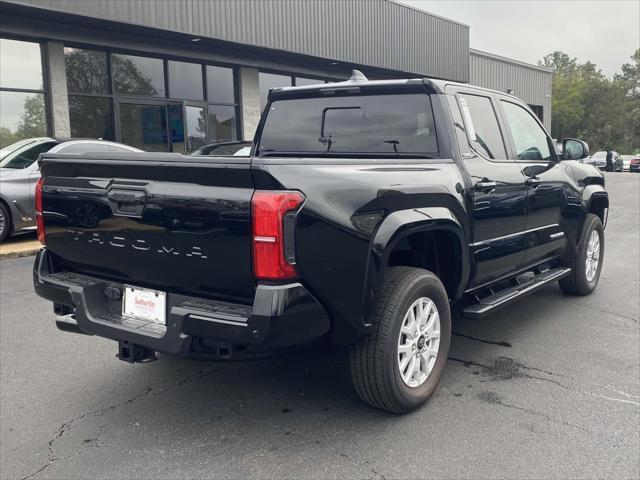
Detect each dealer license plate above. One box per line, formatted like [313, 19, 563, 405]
[122, 286, 166, 325]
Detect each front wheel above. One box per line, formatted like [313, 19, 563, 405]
[559, 213, 604, 296]
[350, 267, 451, 414]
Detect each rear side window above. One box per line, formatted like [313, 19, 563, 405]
[258, 94, 438, 156]
[457, 94, 506, 160]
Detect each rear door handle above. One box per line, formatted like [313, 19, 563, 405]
[525, 177, 542, 185]
[474, 180, 497, 191]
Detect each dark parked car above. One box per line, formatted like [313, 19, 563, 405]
[191, 141, 252, 156]
[0, 138, 141, 243]
[34, 72, 608, 413]
[630, 155, 640, 173]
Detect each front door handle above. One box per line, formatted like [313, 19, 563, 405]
[474, 179, 497, 191]
[525, 177, 542, 185]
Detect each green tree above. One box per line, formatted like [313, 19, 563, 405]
[15, 95, 47, 139]
[540, 50, 639, 153]
[0, 127, 19, 149]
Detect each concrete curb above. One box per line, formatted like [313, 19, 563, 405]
[0, 248, 40, 260]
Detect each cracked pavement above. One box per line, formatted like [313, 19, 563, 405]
[1, 173, 638, 479]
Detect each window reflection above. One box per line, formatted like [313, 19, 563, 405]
[206, 65, 235, 104]
[207, 105, 237, 142]
[185, 105, 207, 153]
[168, 61, 203, 100]
[69, 96, 113, 140]
[259, 72, 292, 108]
[119, 103, 168, 152]
[0, 92, 47, 148]
[112, 54, 165, 97]
[64, 48, 108, 94]
[0, 38, 43, 90]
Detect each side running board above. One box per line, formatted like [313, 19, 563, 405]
[463, 267, 571, 319]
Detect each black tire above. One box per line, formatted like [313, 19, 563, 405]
[350, 267, 451, 414]
[0, 202, 10, 244]
[559, 213, 604, 296]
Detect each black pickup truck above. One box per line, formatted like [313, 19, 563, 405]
[34, 72, 608, 413]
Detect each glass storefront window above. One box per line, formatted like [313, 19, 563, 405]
[207, 104, 237, 142]
[0, 91, 47, 148]
[185, 105, 207, 153]
[68, 96, 113, 140]
[0, 38, 43, 90]
[112, 54, 165, 97]
[64, 48, 108, 94]
[119, 103, 169, 152]
[168, 60, 203, 100]
[259, 72, 292, 108]
[206, 65, 235, 104]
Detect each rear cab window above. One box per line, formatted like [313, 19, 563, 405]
[258, 93, 438, 157]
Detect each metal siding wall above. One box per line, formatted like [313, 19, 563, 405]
[6, 0, 470, 81]
[470, 50, 552, 130]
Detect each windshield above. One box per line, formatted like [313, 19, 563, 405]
[258, 93, 438, 157]
[0, 141, 57, 169]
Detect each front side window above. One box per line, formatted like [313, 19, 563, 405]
[457, 94, 506, 160]
[501, 101, 552, 161]
[259, 93, 438, 156]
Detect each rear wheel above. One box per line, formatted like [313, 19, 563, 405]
[0, 202, 10, 243]
[559, 213, 604, 295]
[350, 267, 451, 413]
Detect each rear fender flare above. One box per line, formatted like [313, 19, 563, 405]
[362, 207, 469, 323]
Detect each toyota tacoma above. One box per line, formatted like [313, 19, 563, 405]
[34, 72, 608, 413]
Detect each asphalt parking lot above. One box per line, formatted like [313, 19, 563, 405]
[1, 173, 638, 480]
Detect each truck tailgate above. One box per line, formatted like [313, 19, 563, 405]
[39, 152, 255, 303]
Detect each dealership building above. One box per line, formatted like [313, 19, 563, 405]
[0, 0, 552, 152]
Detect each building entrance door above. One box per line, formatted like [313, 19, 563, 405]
[116, 101, 186, 153]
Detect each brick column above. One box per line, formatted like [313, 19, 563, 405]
[45, 41, 70, 137]
[238, 67, 261, 142]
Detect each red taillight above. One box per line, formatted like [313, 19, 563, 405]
[35, 177, 45, 245]
[251, 190, 305, 280]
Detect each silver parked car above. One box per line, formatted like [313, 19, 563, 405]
[0, 138, 142, 243]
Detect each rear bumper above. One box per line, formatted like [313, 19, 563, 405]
[33, 249, 330, 355]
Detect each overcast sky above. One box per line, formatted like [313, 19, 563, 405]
[400, 0, 639, 77]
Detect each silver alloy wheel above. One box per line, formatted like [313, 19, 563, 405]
[0, 209, 5, 236]
[585, 230, 601, 282]
[397, 297, 441, 388]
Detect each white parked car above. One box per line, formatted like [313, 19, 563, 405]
[584, 151, 622, 171]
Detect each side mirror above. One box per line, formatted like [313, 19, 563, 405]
[562, 138, 589, 160]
